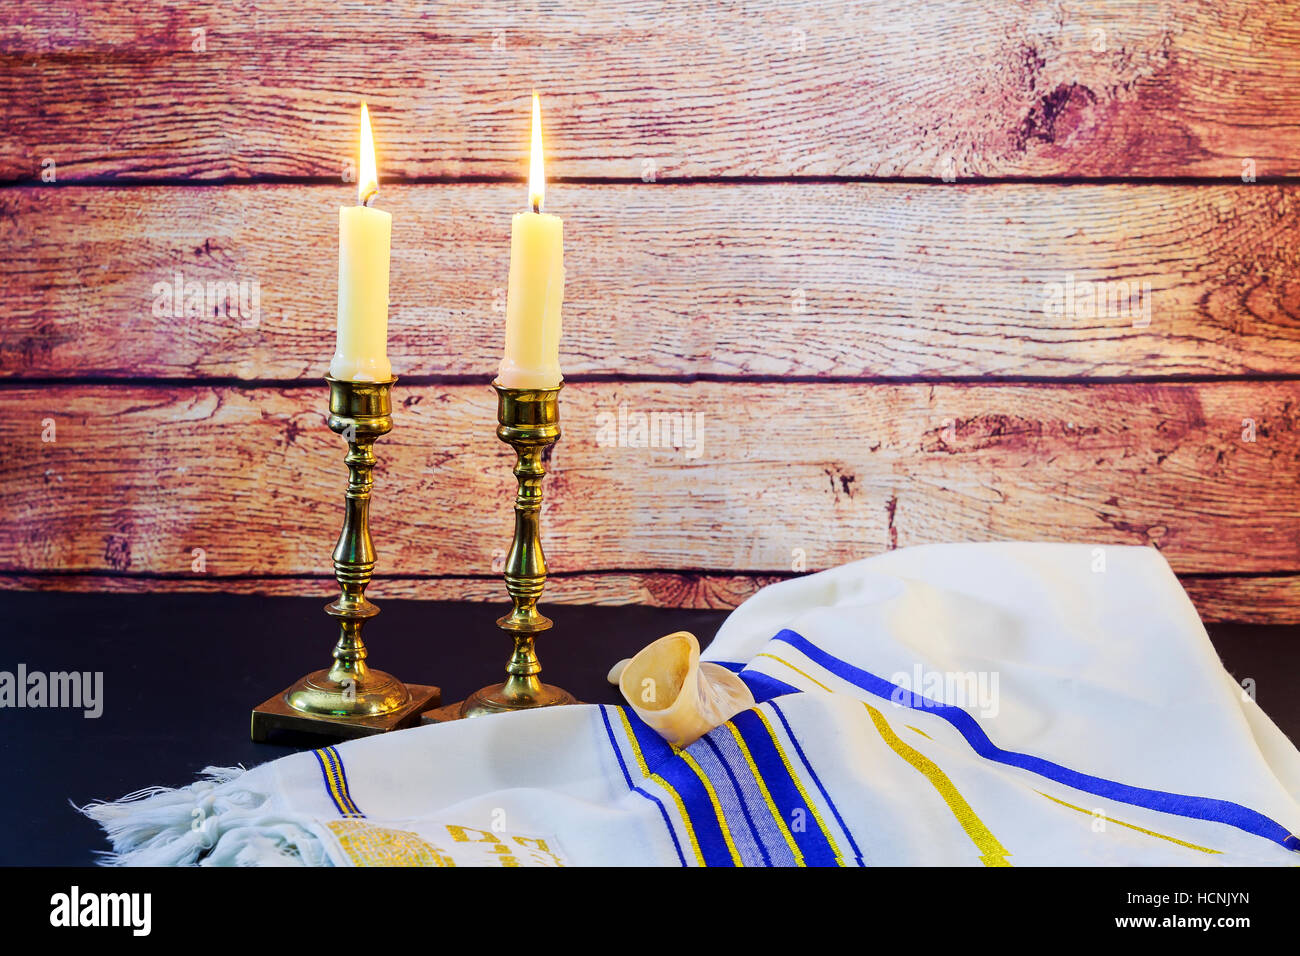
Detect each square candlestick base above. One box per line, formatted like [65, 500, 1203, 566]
[251, 683, 442, 743]
[418, 701, 468, 725]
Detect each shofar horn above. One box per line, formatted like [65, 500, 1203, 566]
[613, 631, 755, 749]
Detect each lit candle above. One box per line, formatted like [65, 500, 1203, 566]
[498, 91, 564, 388]
[330, 102, 392, 382]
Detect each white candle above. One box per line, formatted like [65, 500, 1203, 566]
[331, 102, 392, 382]
[498, 92, 564, 389]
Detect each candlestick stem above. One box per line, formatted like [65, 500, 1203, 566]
[251, 373, 442, 742]
[285, 377, 410, 719]
[461, 382, 575, 717]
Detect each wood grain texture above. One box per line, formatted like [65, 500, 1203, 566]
[4, 182, 1299, 380]
[2, 571, 1292, 623]
[2, 1, 1296, 625]
[6, 380, 1297, 579]
[3, 1, 1300, 182]
[1181, 577, 1300, 625]
[0, 571, 781, 610]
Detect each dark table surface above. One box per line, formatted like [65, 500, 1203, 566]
[2, 592, 1296, 866]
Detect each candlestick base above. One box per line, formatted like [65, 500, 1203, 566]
[252, 682, 441, 742]
[419, 686, 582, 725]
[461, 680, 577, 717]
[284, 661, 409, 718]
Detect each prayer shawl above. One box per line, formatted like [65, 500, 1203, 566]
[84, 543, 1300, 866]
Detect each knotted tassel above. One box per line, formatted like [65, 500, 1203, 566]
[78, 766, 327, 866]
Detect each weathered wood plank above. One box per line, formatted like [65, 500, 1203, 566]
[0, 572, 781, 611]
[6, 381, 1297, 579]
[4, 183, 1299, 379]
[1, 571, 1291, 623]
[1181, 577, 1300, 626]
[3, 1, 1300, 181]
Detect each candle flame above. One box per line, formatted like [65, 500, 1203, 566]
[358, 102, 378, 205]
[528, 91, 545, 213]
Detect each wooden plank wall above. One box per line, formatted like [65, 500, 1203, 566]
[2, 0, 1298, 623]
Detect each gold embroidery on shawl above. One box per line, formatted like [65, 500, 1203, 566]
[1036, 790, 1221, 855]
[326, 820, 456, 867]
[755, 650, 1012, 867]
[864, 703, 1014, 867]
[326, 821, 568, 867]
[445, 826, 567, 867]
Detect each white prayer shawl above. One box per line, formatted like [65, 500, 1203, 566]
[85, 543, 1300, 866]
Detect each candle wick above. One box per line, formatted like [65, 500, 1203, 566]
[360, 186, 378, 207]
[531, 199, 541, 214]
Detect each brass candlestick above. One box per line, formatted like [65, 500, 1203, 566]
[460, 381, 576, 718]
[251, 375, 439, 741]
